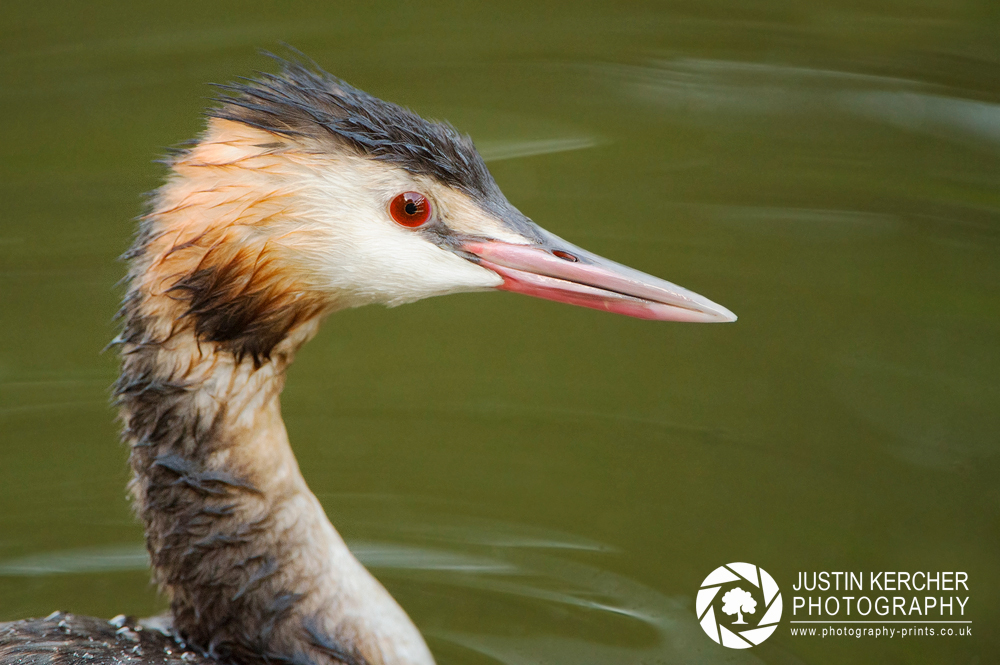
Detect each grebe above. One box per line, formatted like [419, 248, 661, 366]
[0, 57, 735, 665]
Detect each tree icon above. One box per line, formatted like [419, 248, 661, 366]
[721, 587, 757, 625]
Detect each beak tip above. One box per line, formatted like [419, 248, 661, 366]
[711, 307, 738, 323]
[681, 294, 737, 324]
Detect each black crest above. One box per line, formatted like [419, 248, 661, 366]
[211, 56, 502, 201]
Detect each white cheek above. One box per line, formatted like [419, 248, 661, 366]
[331, 217, 503, 306]
[293, 163, 503, 308]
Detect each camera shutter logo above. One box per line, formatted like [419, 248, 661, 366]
[696, 562, 782, 648]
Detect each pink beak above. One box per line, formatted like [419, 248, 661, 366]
[462, 235, 736, 323]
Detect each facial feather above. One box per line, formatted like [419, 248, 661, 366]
[135, 118, 506, 363]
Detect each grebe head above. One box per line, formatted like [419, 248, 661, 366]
[143, 59, 733, 364]
[93, 56, 742, 665]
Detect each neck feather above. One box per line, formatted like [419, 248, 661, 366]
[114, 121, 434, 665]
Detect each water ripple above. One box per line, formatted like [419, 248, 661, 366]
[602, 57, 1000, 149]
[0, 515, 763, 664]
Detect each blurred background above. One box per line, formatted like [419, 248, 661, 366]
[1, 1, 997, 663]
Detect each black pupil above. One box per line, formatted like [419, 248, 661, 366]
[405, 201, 418, 216]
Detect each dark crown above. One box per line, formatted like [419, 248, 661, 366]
[211, 58, 501, 201]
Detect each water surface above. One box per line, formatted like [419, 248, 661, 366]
[1, 2, 997, 663]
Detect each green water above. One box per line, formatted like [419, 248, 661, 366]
[1, 2, 997, 663]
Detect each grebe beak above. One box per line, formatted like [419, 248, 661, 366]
[461, 231, 736, 323]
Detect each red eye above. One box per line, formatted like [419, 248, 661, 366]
[389, 191, 432, 228]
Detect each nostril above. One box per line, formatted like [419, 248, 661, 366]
[552, 250, 578, 262]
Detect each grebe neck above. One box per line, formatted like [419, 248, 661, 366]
[114, 155, 435, 665]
